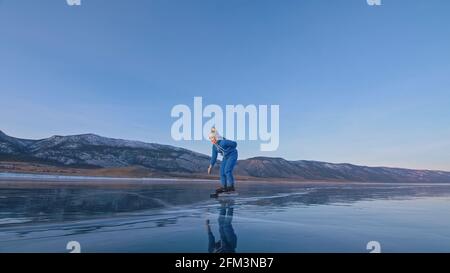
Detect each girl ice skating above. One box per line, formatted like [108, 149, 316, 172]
[208, 128, 238, 197]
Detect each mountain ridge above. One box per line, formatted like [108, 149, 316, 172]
[1, 130, 450, 183]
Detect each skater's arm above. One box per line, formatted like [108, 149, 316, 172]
[208, 233, 216, 253]
[206, 220, 215, 253]
[210, 145, 218, 167]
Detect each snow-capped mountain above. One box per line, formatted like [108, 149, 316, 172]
[0, 130, 36, 154]
[0, 130, 210, 173]
[1, 130, 450, 183]
[237, 157, 450, 183]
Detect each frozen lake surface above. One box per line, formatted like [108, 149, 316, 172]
[1, 178, 450, 253]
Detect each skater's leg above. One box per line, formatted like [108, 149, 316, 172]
[218, 205, 226, 226]
[224, 153, 237, 188]
[220, 158, 228, 188]
[226, 207, 234, 218]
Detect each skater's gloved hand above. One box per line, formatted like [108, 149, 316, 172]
[208, 165, 212, 174]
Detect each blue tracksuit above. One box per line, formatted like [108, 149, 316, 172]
[210, 139, 238, 187]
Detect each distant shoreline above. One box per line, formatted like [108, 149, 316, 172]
[0, 171, 215, 183]
[0, 171, 330, 185]
[2, 172, 450, 188]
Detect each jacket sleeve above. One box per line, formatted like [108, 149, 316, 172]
[210, 145, 218, 167]
[221, 139, 237, 149]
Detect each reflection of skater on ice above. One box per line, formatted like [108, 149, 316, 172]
[206, 200, 237, 253]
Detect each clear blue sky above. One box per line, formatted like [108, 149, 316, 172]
[1, 0, 449, 170]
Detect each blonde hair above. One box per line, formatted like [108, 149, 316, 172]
[208, 127, 222, 140]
